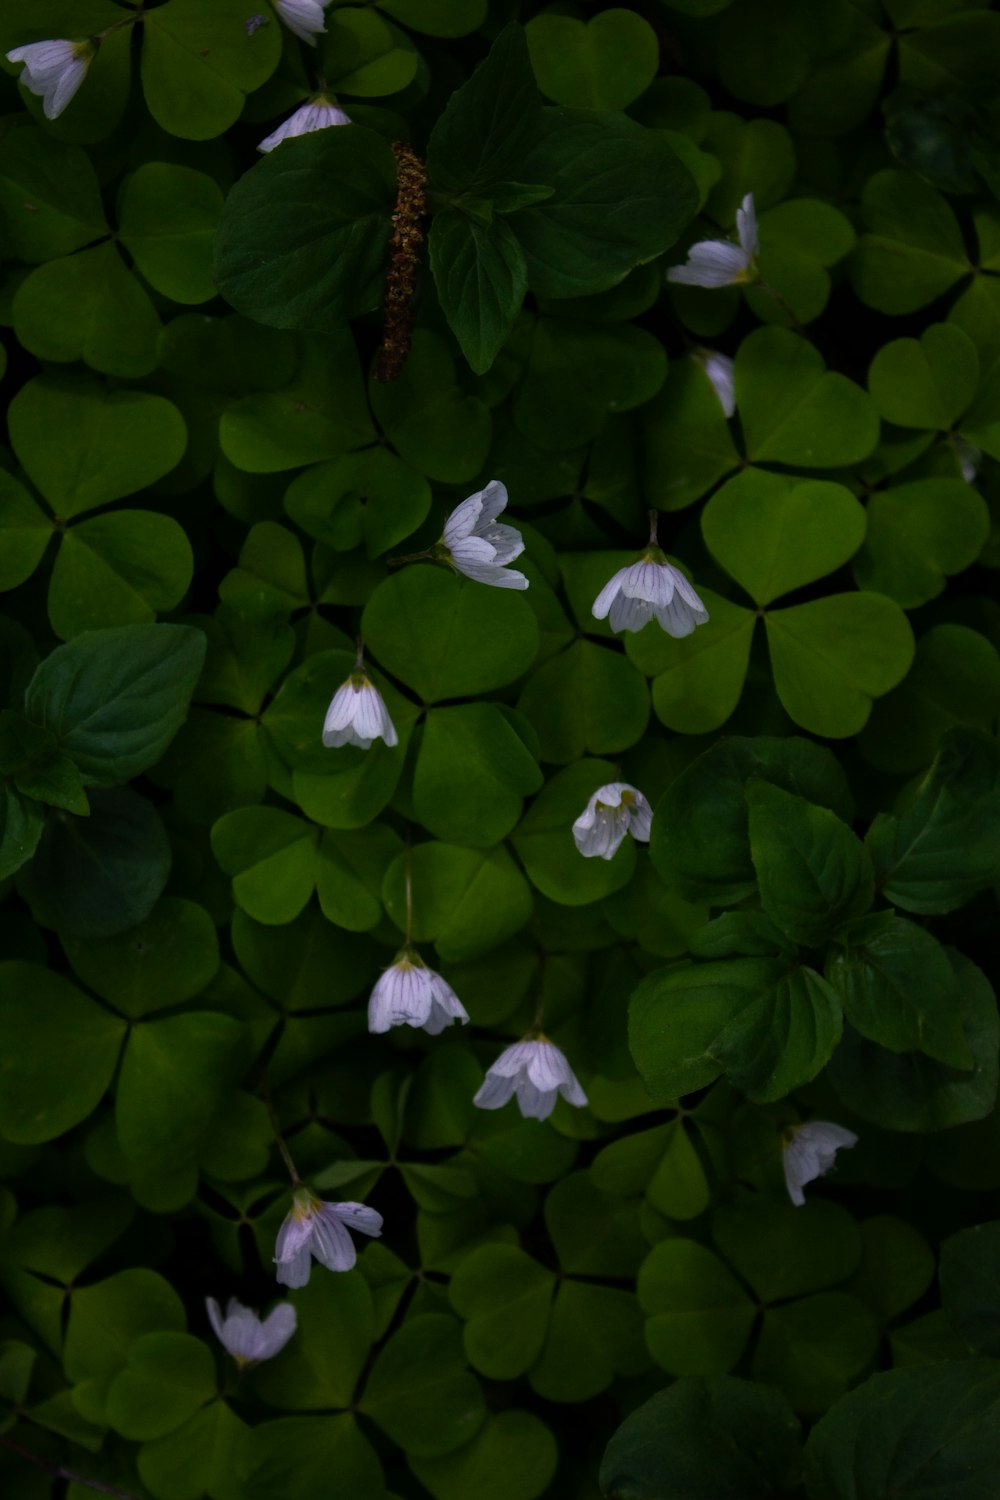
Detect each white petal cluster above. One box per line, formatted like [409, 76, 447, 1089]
[592, 555, 709, 637]
[258, 97, 351, 153]
[323, 671, 397, 749]
[275, 0, 332, 44]
[691, 348, 736, 418]
[441, 481, 528, 590]
[782, 1121, 858, 1207]
[6, 39, 92, 119]
[274, 1190, 383, 1286]
[205, 1297, 297, 1366]
[573, 782, 652, 860]
[474, 1039, 587, 1121]
[667, 192, 759, 289]
[368, 949, 469, 1036]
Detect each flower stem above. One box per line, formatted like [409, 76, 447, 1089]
[354, 635, 365, 673]
[386, 547, 434, 567]
[260, 1072, 300, 1186]
[0, 1435, 141, 1500]
[404, 833, 414, 945]
[647, 509, 660, 548]
[756, 280, 803, 332]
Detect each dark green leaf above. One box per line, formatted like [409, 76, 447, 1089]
[429, 211, 527, 374]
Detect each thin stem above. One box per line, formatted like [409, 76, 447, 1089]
[0, 1435, 141, 1500]
[531, 951, 547, 1033]
[647, 509, 659, 548]
[756, 280, 803, 332]
[404, 833, 414, 946]
[260, 1071, 300, 1186]
[386, 547, 433, 567]
[354, 635, 365, 673]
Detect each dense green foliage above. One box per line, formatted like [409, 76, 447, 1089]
[1, 1, 1000, 1497]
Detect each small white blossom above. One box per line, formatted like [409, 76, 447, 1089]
[275, 0, 332, 44]
[368, 948, 469, 1036]
[782, 1121, 858, 1207]
[274, 1189, 382, 1286]
[439, 480, 528, 590]
[667, 192, 759, 289]
[692, 348, 736, 418]
[474, 1039, 587, 1121]
[573, 782, 652, 860]
[954, 436, 981, 485]
[6, 39, 93, 120]
[205, 1297, 297, 1366]
[258, 97, 351, 153]
[323, 670, 397, 749]
[592, 522, 709, 637]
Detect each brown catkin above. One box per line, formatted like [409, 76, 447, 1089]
[376, 141, 427, 383]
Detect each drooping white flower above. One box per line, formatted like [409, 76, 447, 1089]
[274, 1189, 383, 1286]
[474, 1039, 588, 1121]
[205, 1297, 297, 1366]
[592, 515, 709, 637]
[573, 782, 652, 860]
[258, 96, 351, 153]
[6, 39, 93, 120]
[323, 670, 397, 749]
[275, 0, 332, 44]
[368, 948, 469, 1036]
[691, 348, 736, 418]
[438, 480, 528, 590]
[782, 1121, 858, 1207]
[667, 192, 759, 289]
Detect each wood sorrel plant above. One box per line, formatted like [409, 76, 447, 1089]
[0, 3, 999, 1498]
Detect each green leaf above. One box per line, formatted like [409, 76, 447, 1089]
[526, 11, 659, 110]
[765, 593, 915, 738]
[106, 1332, 216, 1441]
[238, 1414, 385, 1500]
[18, 788, 171, 938]
[317, 825, 401, 933]
[746, 199, 857, 327]
[283, 448, 430, 561]
[753, 1290, 879, 1415]
[868, 324, 979, 430]
[367, 331, 492, 483]
[0, 962, 125, 1143]
[383, 841, 533, 961]
[828, 914, 971, 1068]
[737, 328, 880, 467]
[118, 163, 224, 305]
[0, 787, 44, 880]
[703, 470, 867, 606]
[866, 728, 1000, 913]
[852, 168, 970, 315]
[359, 1314, 485, 1457]
[25, 623, 207, 786]
[629, 590, 756, 735]
[852, 481, 989, 609]
[449, 1244, 555, 1379]
[61, 898, 219, 1019]
[429, 211, 527, 375]
[509, 108, 697, 299]
[517, 638, 650, 763]
[849, 1215, 935, 1324]
[600, 1376, 802, 1500]
[713, 1198, 862, 1303]
[650, 735, 853, 905]
[426, 24, 543, 197]
[140, 0, 281, 140]
[413, 704, 542, 847]
[512, 759, 637, 905]
[804, 1361, 1000, 1500]
[629, 957, 843, 1104]
[214, 129, 396, 329]
[828, 949, 998, 1132]
[641, 358, 740, 513]
[252, 1272, 375, 1410]
[746, 780, 875, 946]
[0, 471, 51, 591]
[362, 566, 538, 703]
[138, 1401, 249, 1500]
[212, 806, 318, 924]
[638, 1240, 756, 1376]
[410, 1411, 558, 1500]
[319, 8, 418, 96]
[231, 907, 373, 1011]
[49, 510, 194, 639]
[939, 1222, 1000, 1358]
[0, 125, 107, 262]
[7, 374, 187, 520]
[65, 1269, 185, 1405]
[12, 243, 161, 378]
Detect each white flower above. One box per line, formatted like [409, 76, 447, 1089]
[368, 948, 469, 1036]
[954, 436, 981, 485]
[258, 97, 351, 154]
[473, 1039, 588, 1121]
[323, 671, 397, 749]
[782, 1121, 858, 1207]
[592, 553, 709, 636]
[275, 0, 332, 44]
[667, 192, 759, 288]
[6, 39, 93, 120]
[573, 782, 652, 860]
[274, 1189, 383, 1286]
[205, 1297, 297, 1366]
[439, 480, 528, 590]
[692, 349, 736, 418]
